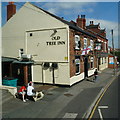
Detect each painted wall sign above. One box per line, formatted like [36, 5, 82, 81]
[46, 41, 65, 45]
[46, 36, 65, 46]
[27, 28, 67, 62]
[52, 36, 60, 40]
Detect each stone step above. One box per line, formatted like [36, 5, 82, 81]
[0, 89, 14, 104]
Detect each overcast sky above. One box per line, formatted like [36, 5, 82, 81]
[1, 1, 119, 48]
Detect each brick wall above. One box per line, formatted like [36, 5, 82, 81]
[69, 29, 97, 78]
[69, 29, 76, 77]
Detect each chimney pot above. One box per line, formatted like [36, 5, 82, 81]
[9, 2, 14, 5]
[90, 21, 94, 25]
[81, 15, 85, 19]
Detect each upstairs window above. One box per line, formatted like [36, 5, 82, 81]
[104, 42, 106, 51]
[90, 40, 94, 50]
[84, 38, 87, 49]
[75, 35, 80, 50]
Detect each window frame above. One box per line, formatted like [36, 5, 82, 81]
[90, 39, 94, 50]
[75, 58, 80, 75]
[75, 35, 80, 50]
[84, 38, 87, 49]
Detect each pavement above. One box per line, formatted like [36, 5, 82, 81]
[1, 67, 120, 119]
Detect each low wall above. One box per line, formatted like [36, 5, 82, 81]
[70, 72, 84, 86]
[0, 85, 17, 97]
[99, 63, 108, 70]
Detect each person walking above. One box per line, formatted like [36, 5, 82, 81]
[94, 69, 98, 82]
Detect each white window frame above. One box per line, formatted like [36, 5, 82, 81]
[90, 39, 94, 50]
[104, 42, 106, 51]
[75, 35, 80, 50]
[75, 58, 80, 75]
[84, 38, 87, 49]
[90, 57, 94, 68]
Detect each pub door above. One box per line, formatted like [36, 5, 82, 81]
[84, 56, 88, 78]
[12, 64, 32, 86]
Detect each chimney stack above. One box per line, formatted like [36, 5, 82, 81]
[76, 15, 86, 29]
[7, 2, 16, 21]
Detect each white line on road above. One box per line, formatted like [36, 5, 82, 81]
[98, 108, 103, 120]
[98, 106, 108, 120]
[63, 113, 78, 119]
[98, 106, 108, 109]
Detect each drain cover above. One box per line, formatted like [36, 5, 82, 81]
[64, 93, 73, 97]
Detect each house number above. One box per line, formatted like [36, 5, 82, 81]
[52, 36, 60, 40]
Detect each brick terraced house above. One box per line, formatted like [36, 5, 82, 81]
[2, 2, 108, 86]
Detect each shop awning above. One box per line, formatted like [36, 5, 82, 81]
[97, 52, 108, 57]
[2, 57, 18, 62]
[12, 60, 34, 64]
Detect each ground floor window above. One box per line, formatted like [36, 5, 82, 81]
[90, 57, 94, 69]
[105, 57, 107, 63]
[102, 57, 103, 64]
[75, 58, 80, 75]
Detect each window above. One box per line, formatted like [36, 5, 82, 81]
[30, 33, 33, 37]
[84, 38, 87, 49]
[102, 57, 103, 64]
[75, 58, 80, 75]
[90, 57, 94, 68]
[75, 35, 80, 50]
[90, 40, 94, 50]
[105, 57, 107, 63]
[104, 42, 106, 51]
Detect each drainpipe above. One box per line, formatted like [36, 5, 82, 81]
[24, 65, 28, 85]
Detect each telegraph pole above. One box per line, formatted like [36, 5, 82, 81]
[111, 29, 116, 75]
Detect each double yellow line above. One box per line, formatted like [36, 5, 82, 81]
[88, 77, 115, 120]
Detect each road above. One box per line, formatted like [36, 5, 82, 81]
[91, 75, 119, 119]
[2, 68, 120, 119]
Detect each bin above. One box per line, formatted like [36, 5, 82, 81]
[2, 78, 18, 87]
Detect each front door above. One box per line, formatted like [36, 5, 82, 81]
[84, 56, 88, 77]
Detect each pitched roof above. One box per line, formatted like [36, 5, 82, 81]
[29, 3, 96, 38]
[86, 24, 99, 29]
[86, 28, 108, 40]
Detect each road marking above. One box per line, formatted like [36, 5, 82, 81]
[63, 113, 78, 119]
[98, 106, 108, 120]
[98, 106, 108, 109]
[98, 108, 103, 120]
[88, 77, 115, 120]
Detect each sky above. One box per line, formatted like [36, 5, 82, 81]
[1, 1, 119, 48]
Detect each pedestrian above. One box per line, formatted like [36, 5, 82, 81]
[18, 85, 27, 102]
[94, 69, 98, 82]
[27, 82, 36, 96]
[28, 81, 34, 87]
[27, 83, 44, 101]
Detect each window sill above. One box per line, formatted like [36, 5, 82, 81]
[75, 72, 80, 75]
[75, 49, 80, 51]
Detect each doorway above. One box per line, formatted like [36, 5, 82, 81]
[84, 56, 88, 77]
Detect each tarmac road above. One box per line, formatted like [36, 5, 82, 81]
[2, 68, 120, 119]
[91, 75, 119, 119]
